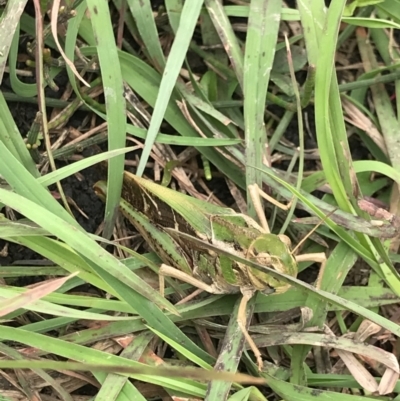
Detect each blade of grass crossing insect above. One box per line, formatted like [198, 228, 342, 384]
[244, 0, 282, 219]
[136, 1, 204, 176]
[86, 0, 127, 239]
[172, 230, 400, 338]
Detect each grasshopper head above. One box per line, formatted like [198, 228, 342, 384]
[246, 233, 297, 294]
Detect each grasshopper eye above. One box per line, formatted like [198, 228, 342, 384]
[261, 286, 275, 295]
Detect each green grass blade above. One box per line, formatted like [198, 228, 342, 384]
[0, 142, 77, 225]
[313, 1, 356, 213]
[204, 0, 244, 87]
[244, 0, 282, 219]
[136, 1, 204, 176]
[128, 0, 165, 70]
[86, 0, 127, 238]
[206, 297, 257, 400]
[0, 326, 207, 396]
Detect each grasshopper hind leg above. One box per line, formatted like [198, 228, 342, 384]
[238, 288, 263, 370]
[248, 183, 292, 233]
[159, 264, 264, 369]
[159, 264, 222, 294]
[158, 265, 211, 305]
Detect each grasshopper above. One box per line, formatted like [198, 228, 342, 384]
[94, 171, 326, 369]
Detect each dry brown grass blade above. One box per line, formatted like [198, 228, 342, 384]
[335, 349, 381, 393]
[0, 273, 78, 316]
[330, 321, 399, 395]
[342, 97, 388, 156]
